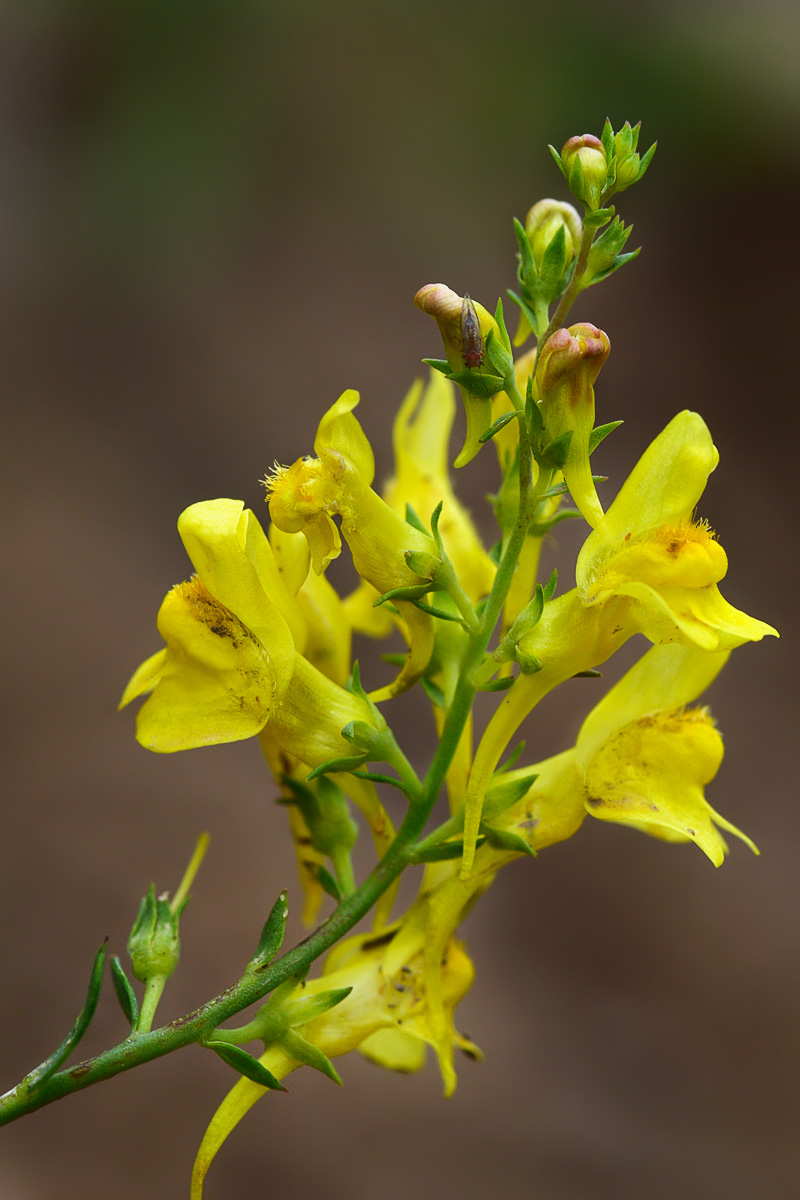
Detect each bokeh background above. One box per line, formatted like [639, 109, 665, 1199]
[2, 2, 798, 1197]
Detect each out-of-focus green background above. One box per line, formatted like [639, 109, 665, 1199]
[2, 2, 798, 1197]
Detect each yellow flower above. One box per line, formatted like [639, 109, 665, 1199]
[268, 390, 437, 699]
[191, 924, 476, 1199]
[575, 642, 757, 865]
[576, 410, 777, 651]
[120, 499, 297, 751]
[120, 498, 382, 765]
[460, 410, 776, 875]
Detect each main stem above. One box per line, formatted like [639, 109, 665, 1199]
[0, 374, 536, 1128]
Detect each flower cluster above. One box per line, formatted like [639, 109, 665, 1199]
[117, 121, 776, 1196]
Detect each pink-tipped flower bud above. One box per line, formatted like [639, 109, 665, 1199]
[538, 323, 611, 527]
[561, 134, 608, 210]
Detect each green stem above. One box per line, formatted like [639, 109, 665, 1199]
[136, 976, 168, 1036]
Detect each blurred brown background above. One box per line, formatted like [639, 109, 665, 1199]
[1, 1, 798, 1197]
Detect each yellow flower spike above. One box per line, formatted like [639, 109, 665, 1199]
[577, 411, 779, 650]
[269, 525, 352, 687]
[537, 322, 611, 528]
[576, 644, 757, 864]
[384, 371, 496, 602]
[120, 500, 299, 753]
[415, 282, 503, 467]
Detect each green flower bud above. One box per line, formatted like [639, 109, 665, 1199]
[525, 199, 582, 271]
[561, 134, 608, 210]
[127, 884, 183, 984]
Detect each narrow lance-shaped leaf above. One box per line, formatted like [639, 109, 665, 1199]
[204, 1040, 287, 1092]
[248, 891, 289, 971]
[27, 940, 108, 1088]
[110, 954, 139, 1032]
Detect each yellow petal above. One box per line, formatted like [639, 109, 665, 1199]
[614, 579, 778, 651]
[578, 411, 718, 586]
[132, 581, 277, 752]
[178, 499, 298, 691]
[584, 709, 757, 865]
[314, 389, 375, 485]
[576, 642, 730, 769]
[119, 648, 167, 709]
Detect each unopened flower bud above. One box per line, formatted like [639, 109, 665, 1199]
[561, 134, 608, 210]
[525, 199, 582, 271]
[128, 884, 182, 984]
[415, 283, 503, 467]
[538, 323, 611, 527]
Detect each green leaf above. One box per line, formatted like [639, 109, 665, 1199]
[484, 330, 514, 380]
[583, 206, 615, 229]
[517, 650, 543, 675]
[373, 582, 431, 605]
[380, 652, 407, 667]
[528, 506, 581, 537]
[488, 539, 503, 566]
[538, 223, 567, 291]
[313, 865, 342, 902]
[478, 675, 515, 692]
[507, 289, 542, 339]
[205, 1040, 288, 1091]
[404, 504, 429, 535]
[496, 740, 526, 773]
[479, 411, 518, 443]
[414, 836, 487, 863]
[548, 144, 567, 179]
[446, 369, 505, 399]
[286, 987, 353, 1026]
[306, 754, 368, 781]
[493, 296, 512, 353]
[484, 770, 539, 814]
[587, 247, 641, 285]
[525, 376, 544, 439]
[27, 941, 108, 1088]
[542, 568, 558, 601]
[422, 357, 451, 374]
[281, 1030, 343, 1085]
[600, 117, 615, 158]
[636, 141, 657, 180]
[421, 676, 447, 708]
[352, 770, 407, 791]
[429, 500, 444, 551]
[513, 217, 535, 283]
[588, 420, 623, 455]
[110, 955, 139, 1032]
[480, 823, 537, 857]
[540, 430, 574, 470]
[249, 890, 289, 971]
[573, 668, 603, 678]
[412, 599, 465, 623]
